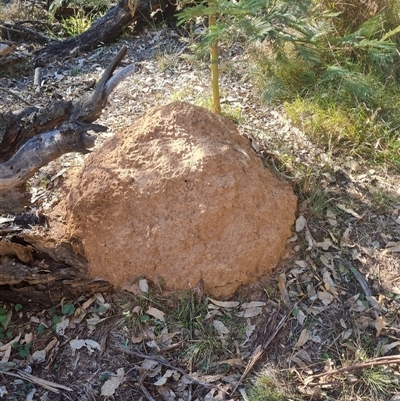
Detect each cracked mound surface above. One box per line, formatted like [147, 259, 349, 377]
[64, 102, 297, 298]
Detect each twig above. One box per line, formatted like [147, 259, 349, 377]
[0, 87, 31, 106]
[111, 345, 228, 394]
[309, 355, 400, 381]
[0, 22, 56, 43]
[139, 376, 157, 401]
[1, 370, 73, 393]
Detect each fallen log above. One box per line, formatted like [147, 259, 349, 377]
[34, 0, 178, 67]
[0, 47, 134, 305]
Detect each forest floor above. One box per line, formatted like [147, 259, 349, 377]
[1, 25, 400, 401]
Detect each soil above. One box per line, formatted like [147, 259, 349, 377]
[1, 26, 400, 401]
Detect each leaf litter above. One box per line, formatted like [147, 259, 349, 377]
[1, 23, 400, 401]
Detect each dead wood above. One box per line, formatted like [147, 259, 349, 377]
[0, 230, 112, 306]
[34, 0, 177, 67]
[0, 46, 134, 214]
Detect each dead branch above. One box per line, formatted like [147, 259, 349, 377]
[0, 46, 135, 214]
[309, 355, 400, 382]
[111, 346, 229, 394]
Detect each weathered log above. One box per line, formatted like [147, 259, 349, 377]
[34, 0, 177, 67]
[0, 255, 112, 306]
[0, 190, 113, 306]
[0, 46, 135, 214]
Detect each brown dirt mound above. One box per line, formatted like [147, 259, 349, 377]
[63, 102, 297, 297]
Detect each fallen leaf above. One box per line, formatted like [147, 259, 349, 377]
[32, 350, 46, 363]
[337, 204, 361, 218]
[240, 301, 266, 308]
[373, 316, 386, 337]
[322, 271, 338, 296]
[153, 369, 176, 386]
[316, 239, 333, 250]
[317, 291, 334, 306]
[146, 307, 165, 322]
[341, 329, 352, 340]
[69, 339, 101, 354]
[213, 320, 230, 336]
[55, 317, 69, 335]
[295, 215, 307, 232]
[139, 279, 149, 293]
[355, 316, 373, 330]
[291, 355, 307, 368]
[305, 228, 315, 250]
[296, 309, 306, 325]
[209, 298, 239, 308]
[380, 341, 400, 355]
[101, 368, 125, 396]
[278, 273, 291, 308]
[295, 260, 308, 269]
[131, 334, 144, 344]
[295, 329, 311, 348]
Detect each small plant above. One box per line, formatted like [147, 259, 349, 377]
[247, 372, 287, 401]
[12, 341, 32, 359]
[360, 366, 396, 398]
[60, 11, 94, 36]
[62, 303, 76, 316]
[0, 306, 14, 340]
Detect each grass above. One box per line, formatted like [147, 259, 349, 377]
[117, 290, 242, 373]
[247, 370, 288, 401]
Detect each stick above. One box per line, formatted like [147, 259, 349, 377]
[1, 370, 73, 393]
[111, 345, 228, 394]
[310, 355, 400, 381]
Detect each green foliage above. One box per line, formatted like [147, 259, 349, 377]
[37, 323, 46, 335]
[49, 0, 110, 18]
[60, 11, 94, 36]
[179, 0, 317, 52]
[247, 374, 287, 401]
[62, 303, 76, 316]
[14, 304, 22, 312]
[12, 341, 32, 359]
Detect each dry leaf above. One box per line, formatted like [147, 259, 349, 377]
[373, 316, 386, 337]
[317, 291, 334, 306]
[131, 334, 144, 344]
[237, 307, 263, 318]
[296, 309, 306, 325]
[69, 339, 101, 354]
[355, 315, 373, 330]
[278, 273, 291, 308]
[337, 204, 360, 218]
[241, 301, 266, 308]
[55, 317, 69, 335]
[139, 279, 149, 293]
[153, 369, 176, 386]
[213, 320, 230, 336]
[295, 260, 308, 269]
[291, 355, 307, 368]
[101, 368, 125, 396]
[316, 239, 333, 250]
[341, 329, 352, 340]
[380, 341, 400, 355]
[295, 215, 307, 232]
[209, 298, 239, 308]
[367, 296, 387, 312]
[146, 307, 165, 322]
[295, 329, 311, 348]
[305, 228, 315, 250]
[32, 350, 46, 363]
[322, 271, 338, 296]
